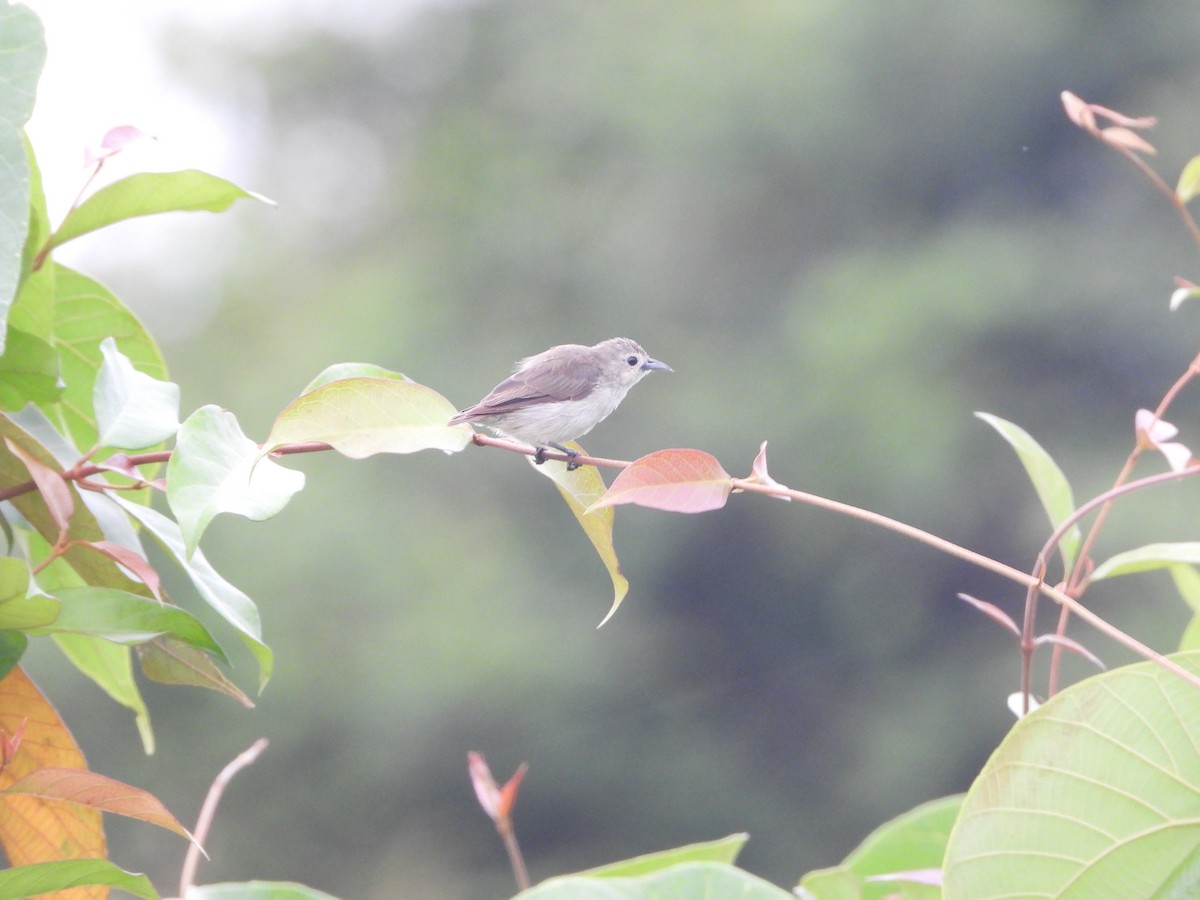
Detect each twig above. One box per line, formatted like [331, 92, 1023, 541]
[179, 738, 269, 897]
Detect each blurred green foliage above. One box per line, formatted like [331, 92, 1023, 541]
[22, 0, 1200, 896]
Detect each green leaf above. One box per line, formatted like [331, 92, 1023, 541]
[0, 3, 45, 349]
[139, 636, 253, 707]
[264, 378, 471, 459]
[529, 445, 629, 627]
[116, 496, 273, 691]
[53, 633, 154, 754]
[185, 882, 341, 900]
[838, 794, 961, 898]
[300, 362, 409, 394]
[1178, 155, 1200, 204]
[794, 866, 864, 899]
[94, 337, 180, 450]
[31, 586, 223, 653]
[0, 859, 160, 900]
[584, 834, 748, 878]
[516, 861, 792, 899]
[1092, 542, 1200, 580]
[1173, 566, 1200, 652]
[27, 527, 156, 753]
[0, 591, 59, 630]
[0, 326, 60, 409]
[0, 556, 60, 631]
[168, 405, 305, 556]
[52, 264, 168, 451]
[10, 139, 52, 341]
[44, 169, 273, 254]
[0, 631, 27, 682]
[975, 412, 1081, 571]
[943, 651, 1200, 897]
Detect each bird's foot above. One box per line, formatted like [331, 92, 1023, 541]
[534, 443, 581, 470]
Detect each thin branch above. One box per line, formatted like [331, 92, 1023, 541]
[727, 477, 1200, 691]
[179, 738, 269, 897]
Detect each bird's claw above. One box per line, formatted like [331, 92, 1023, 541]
[534, 443, 581, 471]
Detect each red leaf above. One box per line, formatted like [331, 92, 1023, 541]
[1100, 126, 1156, 155]
[590, 449, 733, 514]
[80, 541, 164, 602]
[468, 751, 501, 821]
[746, 440, 790, 500]
[5, 438, 74, 534]
[957, 593, 1020, 637]
[4, 767, 192, 839]
[1034, 633, 1106, 670]
[1060, 91, 1095, 131]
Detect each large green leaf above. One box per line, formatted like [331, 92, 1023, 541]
[43, 169, 271, 253]
[944, 651, 1200, 897]
[0, 3, 45, 349]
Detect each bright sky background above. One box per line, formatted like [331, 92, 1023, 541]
[18, 0, 446, 339]
[15, 3, 349, 335]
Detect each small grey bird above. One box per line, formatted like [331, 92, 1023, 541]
[448, 337, 672, 469]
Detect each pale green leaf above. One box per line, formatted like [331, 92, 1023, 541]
[794, 866, 863, 899]
[0, 327, 60, 409]
[264, 377, 471, 459]
[1172, 565, 1200, 652]
[516, 862, 792, 899]
[300, 363, 409, 394]
[0, 3, 45, 350]
[1177, 155, 1200, 204]
[584, 834, 748, 878]
[52, 264, 168, 451]
[975, 412, 1080, 571]
[1091, 542, 1200, 580]
[31, 586, 222, 653]
[0, 556, 58, 630]
[530, 445, 629, 627]
[44, 169, 272, 254]
[53, 633, 153, 754]
[186, 882, 341, 900]
[837, 794, 960, 898]
[115, 496, 273, 690]
[93, 337, 180, 450]
[168, 405, 305, 556]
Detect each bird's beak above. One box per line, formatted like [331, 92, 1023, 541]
[643, 357, 672, 373]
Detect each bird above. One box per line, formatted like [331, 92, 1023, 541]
[448, 337, 671, 469]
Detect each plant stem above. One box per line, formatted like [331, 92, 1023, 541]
[179, 738, 269, 897]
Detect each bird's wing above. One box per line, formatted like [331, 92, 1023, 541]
[460, 350, 601, 417]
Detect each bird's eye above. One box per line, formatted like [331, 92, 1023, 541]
[626, 355, 639, 367]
